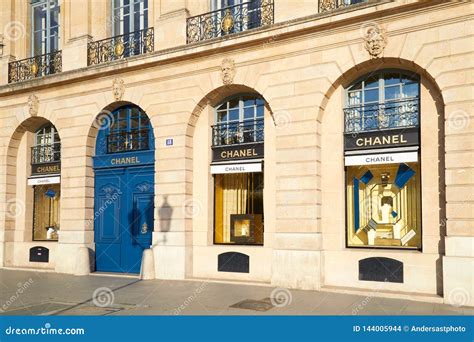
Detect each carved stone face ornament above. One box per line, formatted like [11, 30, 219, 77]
[112, 78, 125, 101]
[27, 94, 39, 116]
[364, 26, 387, 58]
[221, 58, 236, 85]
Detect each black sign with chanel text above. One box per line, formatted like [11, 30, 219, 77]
[31, 162, 61, 175]
[212, 143, 264, 162]
[344, 128, 419, 151]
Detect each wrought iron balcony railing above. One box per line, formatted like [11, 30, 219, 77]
[344, 98, 419, 133]
[187, 0, 274, 44]
[88, 28, 154, 66]
[212, 119, 264, 147]
[8, 50, 62, 83]
[107, 129, 150, 153]
[31, 143, 61, 165]
[319, 0, 367, 13]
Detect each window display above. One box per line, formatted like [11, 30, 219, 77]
[33, 184, 60, 241]
[214, 172, 263, 245]
[346, 162, 421, 249]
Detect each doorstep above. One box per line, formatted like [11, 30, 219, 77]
[90, 272, 140, 279]
[321, 285, 444, 303]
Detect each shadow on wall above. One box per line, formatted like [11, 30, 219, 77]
[157, 195, 172, 244]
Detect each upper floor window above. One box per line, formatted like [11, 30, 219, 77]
[213, 95, 264, 146]
[31, 0, 60, 56]
[106, 105, 151, 153]
[344, 70, 420, 133]
[32, 124, 61, 164]
[112, 0, 148, 36]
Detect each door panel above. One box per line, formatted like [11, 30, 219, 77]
[94, 166, 154, 274]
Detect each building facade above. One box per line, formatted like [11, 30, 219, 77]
[0, 0, 473, 306]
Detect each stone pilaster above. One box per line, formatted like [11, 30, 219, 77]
[153, 0, 188, 51]
[442, 101, 474, 307]
[62, 0, 92, 71]
[151, 114, 192, 279]
[270, 104, 322, 291]
[55, 125, 95, 273]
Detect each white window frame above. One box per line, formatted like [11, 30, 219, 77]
[31, 0, 61, 56]
[112, 0, 148, 36]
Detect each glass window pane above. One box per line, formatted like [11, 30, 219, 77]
[348, 81, 362, 91]
[217, 110, 227, 123]
[214, 173, 264, 245]
[403, 83, 419, 98]
[34, 31, 45, 55]
[33, 184, 60, 241]
[50, 7, 59, 28]
[244, 98, 255, 107]
[244, 106, 254, 119]
[256, 104, 264, 118]
[384, 73, 400, 86]
[228, 99, 239, 109]
[385, 85, 401, 100]
[364, 88, 379, 103]
[34, 6, 46, 31]
[365, 75, 379, 88]
[346, 163, 421, 249]
[402, 74, 418, 84]
[229, 108, 239, 121]
[140, 113, 150, 127]
[123, 14, 130, 34]
[131, 117, 139, 129]
[347, 91, 362, 106]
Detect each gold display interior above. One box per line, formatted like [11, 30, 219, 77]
[234, 218, 251, 237]
[346, 162, 421, 248]
[33, 184, 60, 241]
[214, 172, 264, 244]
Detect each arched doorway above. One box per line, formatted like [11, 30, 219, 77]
[93, 104, 155, 273]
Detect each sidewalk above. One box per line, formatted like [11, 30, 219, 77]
[0, 269, 472, 316]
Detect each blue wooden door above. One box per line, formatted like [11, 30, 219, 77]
[94, 166, 154, 273]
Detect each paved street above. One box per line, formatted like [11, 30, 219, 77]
[0, 269, 472, 316]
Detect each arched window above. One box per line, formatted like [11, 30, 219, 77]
[213, 95, 264, 146]
[344, 70, 422, 250]
[211, 94, 265, 246]
[31, 124, 61, 241]
[32, 124, 61, 164]
[106, 105, 152, 153]
[344, 70, 420, 133]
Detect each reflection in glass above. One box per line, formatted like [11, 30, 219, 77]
[33, 184, 60, 241]
[214, 172, 264, 244]
[346, 163, 421, 249]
